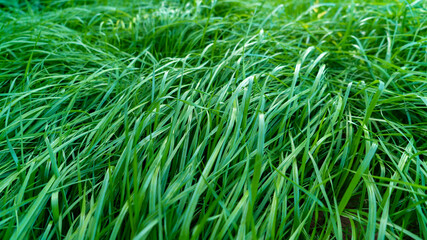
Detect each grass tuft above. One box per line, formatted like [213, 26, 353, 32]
[0, 0, 426, 239]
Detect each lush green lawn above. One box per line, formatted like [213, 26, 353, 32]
[0, 0, 426, 239]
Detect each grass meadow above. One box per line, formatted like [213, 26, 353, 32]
[0, 0, 426, 239]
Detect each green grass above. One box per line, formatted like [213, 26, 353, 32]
[0, 0, 426, 239]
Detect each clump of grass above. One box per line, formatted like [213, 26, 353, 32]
[0, 0, 426, 239]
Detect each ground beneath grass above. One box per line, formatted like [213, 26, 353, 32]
[1, 0, 426, 239]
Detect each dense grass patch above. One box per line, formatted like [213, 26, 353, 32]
[1, 0, 426, 239]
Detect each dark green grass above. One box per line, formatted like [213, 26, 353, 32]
[0, 0, 426, 239]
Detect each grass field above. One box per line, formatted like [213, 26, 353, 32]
[0, 0, 426, 239]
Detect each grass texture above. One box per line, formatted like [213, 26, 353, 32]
[0, 0, 426, 239]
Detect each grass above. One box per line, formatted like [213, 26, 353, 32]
[0, 0, 426, 239]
